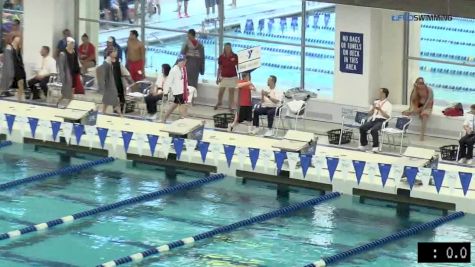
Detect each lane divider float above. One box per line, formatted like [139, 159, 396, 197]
[0, 157, 115, 191]
[304, 211, 465, 267]
[0, 173, 225, 241]
[98, 192, 341, 267]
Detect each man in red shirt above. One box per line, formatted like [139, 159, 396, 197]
[215, 43, 238, 110]
[228, 72, 255, 133]
[78, 33, 96, 74]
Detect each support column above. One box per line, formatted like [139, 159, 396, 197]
[23, 0, 75, 68]
[79, 0, 100, 56]
[333, 5, 409, 106]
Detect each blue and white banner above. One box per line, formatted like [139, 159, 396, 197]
[418, 167, 432, 187]
[27, 117, 39, 138]
[85, 125, 96, 148]
[274, 151, 286, 175]
[391, 165, 404, 187]
[404, 166, 419, 190]
[300, 154, 312, 178]
[197, 141, 210, 163]
[147, 134, 159, 157]
[352, 160, 366, 185]
[326, 157, 339, 181]
[459, 172, 472, 196]
[431, 169, 445, 193]
[51, 121, 62, 142]
[97, 127, 109, 149]
[223, 144, 236, 167]
[62, 122, 73, 142]
[5, 114, 15, 134]
[173, 137, 185, 160]
[121, 131, 134, 153]
[73, 124, 85, 145]
[248, 148, 260, 170]
[160, 136, 172, 159]
[378, 163, 391, 188]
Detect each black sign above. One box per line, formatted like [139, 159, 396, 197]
[339, 32, 363, 74]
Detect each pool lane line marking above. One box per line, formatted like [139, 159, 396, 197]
[304, 211, 465, 267]
[0, 157, 115, 191]
[98, 192, 341, 267]
[0, 173, 225, 241]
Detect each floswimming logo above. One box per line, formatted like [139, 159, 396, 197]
[391, 14, 453, 22]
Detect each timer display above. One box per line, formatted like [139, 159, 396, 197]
[418, 242, 471, 263]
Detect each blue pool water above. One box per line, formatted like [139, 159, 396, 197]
[0, 143, 474, 266]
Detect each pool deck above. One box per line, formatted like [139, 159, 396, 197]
[98, 1, 335, 49]
[0, 99, 474, 214]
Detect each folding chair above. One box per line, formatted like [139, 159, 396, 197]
[339, 111, 368, 145]
[381, 116, 412, 154]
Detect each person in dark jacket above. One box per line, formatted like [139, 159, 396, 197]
[104, 36, 123, 62]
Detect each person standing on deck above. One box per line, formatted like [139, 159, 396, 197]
[97, 47, 129, 117]
[181, 29, 204, 94]
[57, 37, 84, 107]
[126, 30, 145, 82]
[0, 35, 26, 101]
[161, 55, 189, 122]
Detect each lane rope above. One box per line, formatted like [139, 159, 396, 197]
[98, 192, 341, 267]
[0, 140, 12, 149]
[0, 173, 225, 241]
[0, 157, 115, 191]
[304, 211, 465, 267]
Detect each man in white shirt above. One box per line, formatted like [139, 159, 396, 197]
[458, 104, 475, 165]
[251, 75, 283, 137]
[359, 88, 392, 152]
[28, 46, 57, 100]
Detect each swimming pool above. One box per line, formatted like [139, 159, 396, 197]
[0, 143, 473, 266]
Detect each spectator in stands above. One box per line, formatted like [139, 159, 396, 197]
[104, 36, 123, 62]
[147, 0, 160, 19]
[55, 29, 77, 59]
[251, 75, 282, 137]
[118, 0, 135, 23]
[161, 55, 189, 122]
[145, 63, 171, 120]
[5, 18, 21, 44]
[458, 104, 475, 165]
[215, 43, 238, 110]
[97, 47, 129, 117]
[28, 46, 56, 100]
[177, 0, 189, 18]
[57, 37, 84, 107]
[358, 88, 392, 152]
[205, 0, 216, 19]
[403, 77, 434, 141]
[0, 35, 25, 101]
[78, 33, 96, 74]
[228, 72, 256, 133]
[126, 30, 145, 82]
[181, 29, 204, 91]
[103, 0, 122, 22]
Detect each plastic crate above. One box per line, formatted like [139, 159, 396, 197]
[124, 100, 136, 114]
[440, 145, 458, 161]
[327, 129, 352, 145]
[213, 113, 235, 129]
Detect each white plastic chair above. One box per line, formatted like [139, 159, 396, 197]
[275, 100, 307, 134]
[381, 116, 412, 154]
